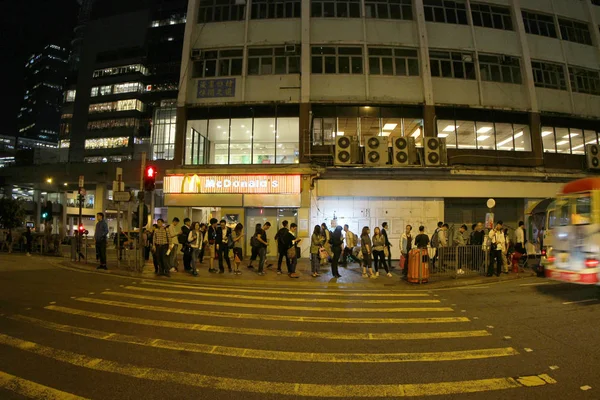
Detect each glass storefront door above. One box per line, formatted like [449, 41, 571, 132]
[245, 208, 297, 255]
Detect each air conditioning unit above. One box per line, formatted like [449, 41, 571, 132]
[335, 135, 358, 165]
[284, 44, 296, 54]
[190, 49, 203, 61]
[392, 136, 416, 166]
[364, 136, 387, 166]
[424, 137, 448, 167]
[586, 144, 600, 170]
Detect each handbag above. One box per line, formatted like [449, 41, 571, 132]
[358, 251, 364, 261]
[319, 247, 328, 260]
[399, 254, 406, 268]
[384, 246, 390, 258]
[287, 246, 297, 259]
[234, 252, 241, 263]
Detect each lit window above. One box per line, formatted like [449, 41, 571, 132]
[84, 137, 130, 149]
[438, 119, 531, 151]
[65, 90, 76, 102]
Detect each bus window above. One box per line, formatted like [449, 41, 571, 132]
[557, 201, 570, 226]
[572, 195, 591, 225]
[547, 210, 556, 229]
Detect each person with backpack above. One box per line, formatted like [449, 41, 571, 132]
[283, 223, 302, 278]
[330, 226, 344, 278]
[431, 221, 443, 270]
[247, 223, 263, 269]
[256, 222, 271, 276]
[381, 222, 392, 270]
[180, 218, 192, 273]
[274, 220, 290, 275]
[216, 219, 233, 274]
[207, 218, 218, 273]
[187, 222, 202, 276]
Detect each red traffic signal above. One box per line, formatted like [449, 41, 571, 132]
[144, 165, 157, 191]
[79, 224, 84, 232]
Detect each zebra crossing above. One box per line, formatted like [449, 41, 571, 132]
[0, 277, 557, 399]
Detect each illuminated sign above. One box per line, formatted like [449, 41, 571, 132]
[165, 175, 301, 194]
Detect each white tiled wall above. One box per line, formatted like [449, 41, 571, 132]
[311, 197, 444, 259]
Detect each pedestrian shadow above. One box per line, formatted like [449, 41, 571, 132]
[534, 282, 600, 305]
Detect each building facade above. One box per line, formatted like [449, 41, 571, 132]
[168, 0, 600, 257]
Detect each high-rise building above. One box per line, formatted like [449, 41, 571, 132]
[17, 44, 69, 147]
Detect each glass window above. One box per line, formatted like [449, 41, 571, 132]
[365, 0, 412, 20]
[456, 121, 476, 149]
[541, 127, 556, 153]
[198, 0, 246, 22]
[312, 46, 363, 74]
[193, 49, 243, 78]
[380, 117, 402, 138]
[471, 3, 513, 30]
[92, 64, 148, 78]
[479, 54, 522, 84]
[360, 117, 380, 138]
[558, 18, 593, 46]
[437, 119, 457, 148]
[532, 61, 567, 90]
[522, 11, 557, 38]
[475, 122, 494, 150]
[100, 85, 112, 96]
[495, 123, 514, 150]
[573, 195, 591, 225]
[311, 0, 361, 17]
[569, 66, 600, 96]
[337, 117, 360, 144]
[584, 130, 598, 146]
[152, 107, 177, 160]
[251, 0, 301, 19]
[88, 118, 140, 130]
[185, 121, 208, 165]
[554, 127, 570, 153]
[248, 47, 301, 75]
[430, 50, 475, 80]
[368, 48, 419, 76]
[276, 117, 299, 163]
[570, 128, 584, 155]
[229, 118, 253, 164]
[424, 0, 468, 25]
[65, 90, 76, 102]
[84, 137, 129, 149]
[557, 200, 570, 226]
[207, 119, 230, 164]
[513, 124, 532, 151]
[312, 117, 336, 145]
[253, 118, 276, 164]
[404, 119, 423, 147]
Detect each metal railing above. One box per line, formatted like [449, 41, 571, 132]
[431, 245, 490, 278]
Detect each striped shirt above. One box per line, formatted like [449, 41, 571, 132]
[153, 227, 170, 246]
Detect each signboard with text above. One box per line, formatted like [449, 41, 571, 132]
[197, 78, 236, 99]
[164, 174, 301, 195]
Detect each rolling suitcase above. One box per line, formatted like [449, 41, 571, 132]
[408, 248, 429, 283]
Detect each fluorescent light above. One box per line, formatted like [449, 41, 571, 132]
[586, 140, 597, 144]
[572, 144, 585, 150]
[477, 135, 490, 141]
[556, 140, 569, 146]
[411, 129, 421, 138]
[443, 125, 457, 132]
[381, 132, 391, 137]
[497, 137, 513, 147]
[514, 131, 523, 139]
[477, 127, 492, 134]
[541, 131, 553, 137]
[336, 132, 344, 136]
[562, 133, 579, 138]
[438, 133, 449, 138]
[382, 123, 397, 131]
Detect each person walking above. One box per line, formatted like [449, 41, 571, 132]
[247, 223, 263, 269]
[148, 224, 159, 274]
[231, 223, 244, 275]
[216, 219, 233, 274]
[256, 222, 271, 276]
[283, 223, 301, 278]
[198, 223, 208, 263]
[167, 217, 180, 271]
[488, 221, 505, 277]
[275, 220, 290, 275]
[330, 226, 344, 278]
[342, 224, 360, 266]
[95, 212, 108, 270]
[207, 218, 218, 273]
[360, 226, 376, 278]
[187, 222, 202, 276]
[153, 218, 171, 277]
[310, 225, 324, 277]
[381, 222, 392, 270]
[181, 218, 192, 273]
[372, 227, 392, 277]
[24, 227, 33, 256]
[400, 225, 413, 277]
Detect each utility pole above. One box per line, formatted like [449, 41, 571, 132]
[115, 168, 123, 269]
[138, 152, 146, 271]
[77, 175, 84, 261]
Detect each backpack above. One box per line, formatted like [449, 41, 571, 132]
[431, 229, 440, 247]
[250, 234, 259, 248]
[177, 233, 187, 245]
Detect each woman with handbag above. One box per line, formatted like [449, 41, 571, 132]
[320, 223, 331, 266]
[284, 223, 302, 278]
[310, 225, 324, 277]
[372, 227, 392, 277]
[360, 226, 376, 278]
[231, 223, 244, 275]
[247, 223, 263, 269]
[400, 225, 413, 277]
[187, 222, 202, 276]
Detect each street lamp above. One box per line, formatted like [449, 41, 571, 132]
[46, 178, 53, 184]
[63, 183, 68, 187]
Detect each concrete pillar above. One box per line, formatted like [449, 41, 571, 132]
[299, 103, 311, 163]
[423, 105, 436, 137]
[173, 106, 188, 166]
[33, 190, 42, 227]
[530, 112, 544, 167]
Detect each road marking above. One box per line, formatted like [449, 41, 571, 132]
[519, 282, 551, 287]
[75, 297, 468, 324]
[139, 281, 431, 298]
[123, 286, 439, 305]
[45, 305, 491, 341]
[524, 348, 533, 353]
[549, 366, 559, 370]
[0, 369, 89, 399]
[456, 286, 489, 290]
[580, 385, 592, 391]
[8, 315, 517, 363]
[562, 299, 598, 305]
[0, 333, 554, 397]
[101, 291, 454, 313]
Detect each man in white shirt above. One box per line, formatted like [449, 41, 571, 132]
[515, 221, 525, 254]
[167, 217, 180, 271]
[487, 220, 505, 277]
[342, 225, 360, 267]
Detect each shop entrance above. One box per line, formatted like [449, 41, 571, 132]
[245, 208, 298, 255]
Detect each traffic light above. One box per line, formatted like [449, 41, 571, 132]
[41, 201, 52, 222]
[144, 166, 157, 191]
[78, 224, 88, 236]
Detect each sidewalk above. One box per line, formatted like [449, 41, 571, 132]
[56, 255, 536, 289]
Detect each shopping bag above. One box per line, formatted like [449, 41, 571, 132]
[319, 247, 328, 260]
[384, 246, 390, 258]
[399, 254, 406, 268]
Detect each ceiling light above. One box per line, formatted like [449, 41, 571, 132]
[411, 129, 421, 138]
[336, 132, 344, 136]
[541, 131, 553, 137]
[443, 125, 458, 132]
[497, 137, 513, 147]
[572, 144, 584, 150]
[382, 123, 397, 130]
[241, 125, 245, 128]
[556, 140, 569, 146]
[217, 126, 221, 129]
[477, 127, 492, 134]
[514, 131, 523, 139]
[381, 132, 391, 137]
[438, 133, 449, 138]
[363, 106, 371, 109]
[562, 133, 579, 138]
[477, 135, 490, 141]
[269, 125, 274, 128]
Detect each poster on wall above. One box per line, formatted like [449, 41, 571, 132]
[197, 78, 236, 98]
[485, 213, 494, 229]
[225, 214, 240, 227]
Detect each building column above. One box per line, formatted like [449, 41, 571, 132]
[529, 112, 544, 167]
[299, 103, 311, 163]
[423, 105, 436, 138]
[34, 190, 42, 227]
[173, 106, 188, 166]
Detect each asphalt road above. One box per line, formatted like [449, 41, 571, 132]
[0, 254, 599, 399]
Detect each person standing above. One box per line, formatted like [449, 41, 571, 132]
[381, 222, 392, 270]
[431, 221, 443, 269]
[471, 222, 486, 273]
[321, 223, 331, 265]
[329, 226, 343, 278]
[216, 219, 233, 274]
[247, 223, 263, 269]
[275, 220, 290, 275]
[400, 225, 413, 277]
[149, 224, 159, 274]
[515, 221, 526, 254]
[207, 218, 218, 273]
[256, 222, 271, 276]
[372, 227, 392, 277]
[360, 226, 375, 278]
[310, 225, 324, 277]
[187, 222, 202, 276]
[198, 223, 208, 263]
[95, 212, 108, 270]
[283, 223, 302, 278]
[454, 224, 467, 275]
[231, 223, 244, 275]
[414, 226, 429, 249]
[488, 221, 505, 277]
[181, 218, 192, 272]
[24, 227, 33, 256]
[342, 224, 359, 266]
[167, 217, 180, 272]
[153, 218, 171, 277]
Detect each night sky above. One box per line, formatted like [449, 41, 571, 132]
[0, 0, 79, 136]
